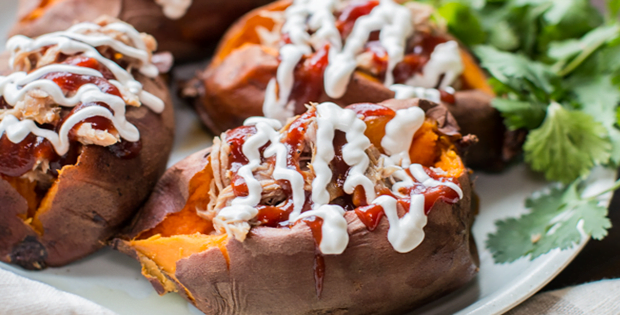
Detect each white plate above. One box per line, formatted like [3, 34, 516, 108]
[0, 2, 616, 314]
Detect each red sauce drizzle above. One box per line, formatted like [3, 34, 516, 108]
[354, 204, 384, 231]
[364, 35, 450, 85]
[60, 55, 116, 80]
[439, 89, 456, 104]
[289, 44, 331, 114]
[355, 166, 461, 230]
[348, 102, 395, 117]
[314, 251, 325, 298]
[331, 131, 350, 190]
[0, 97, 9, 109]
[43, 72, 121, 99]
[0, 134, 49, 177]
[299, 216, 326, 297]
[256, 200, 294, 227]
[335, 0, 380, 38]
[224, 125, 257, 173]
[282, 109, 316, 168]
[231, 174, 249, 197]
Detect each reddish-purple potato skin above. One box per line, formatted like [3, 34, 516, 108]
[0, 73, 175, 269]
[116, 99, 479, 314]
[9, 0, 275, 62]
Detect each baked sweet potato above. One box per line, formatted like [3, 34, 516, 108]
[115, 98, 478, 314]
[8, 0, 275, 62]
[0, 18, 175, 269]
[184, 0, 519, 171]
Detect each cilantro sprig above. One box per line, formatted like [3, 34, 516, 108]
[487, 178, 618, 263]
[424, 0, 620, 262]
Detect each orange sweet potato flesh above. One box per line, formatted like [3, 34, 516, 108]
[139, 156, 216, 239]
[3, 176, 39, 220]
[356, 104, 459, 175]
[130, 234, 228, 275]
[115, 98, 477, 314]
[0, 73, 175, 270]
[9, 0, 276, 62]
[189, 0, 520, 171]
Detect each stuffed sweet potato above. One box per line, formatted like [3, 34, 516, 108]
[8, 0, 275, 62]
[184, 0, 518, 171]
[0, 17, 175, 269]
[115, 98, 478, 314]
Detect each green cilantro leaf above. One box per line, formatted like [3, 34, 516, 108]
[524, 103, 612, 183]
[608, 0, 620, 21]
[487, 181, 611, 263]
[473, 45, 559, 99]
[571, 75, 620, 127]
[548, 24, 619, 63]
[487, 19, 521, 51]
[536, 0, 604, 53]
[569, 74, 620, 166]
[437, 2, 486, 46]
[492, 98, 547, 130]
[550, 24, 620, 76]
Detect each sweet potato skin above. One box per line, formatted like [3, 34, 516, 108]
[0, 73, 175, 269]
[116, 99, 478, 314]
[9, 0, 275, 62]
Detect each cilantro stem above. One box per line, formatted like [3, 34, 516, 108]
[557, 36, 608, 77]
[586, 178, 620, 201]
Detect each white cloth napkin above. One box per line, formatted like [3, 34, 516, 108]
[508, 279, 620, 315]
[0, 268, 116, 315]
[3, 266, 620, 315]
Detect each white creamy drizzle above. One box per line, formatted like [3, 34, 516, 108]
[259, 119, 306, 221]
[155, 0, 193, 20]
[324, 0, 413, 97]
[263, 0, 466, 120]
[0, 22, 164, 155]
[389, 84, 441, 103]
[221, 102, 464, 254]
[409, 163, 463, 199]
[406, 41, 464, 89]
[214, 117, 307, 238]
[215, 118, 278, 234]
[311, 102, 375, 205]
[372, 195, 426, 253]
[290, 102, 374, 254]
[262, 0, 339, 123]
[8, 22, 163, 111]
[381, 106, 425, 167]
[296, 204, 349, 254]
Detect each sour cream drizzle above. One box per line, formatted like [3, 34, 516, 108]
[223, 102, 464, 255]
[262, 0, 464, 122]
[406, 41, 464, 89]
[0, 22, 163, 156]
[389, 84, 441, 103]
[312, 102, 375, 205]
[155, 0, 193, 20]
[215, 117, 307, 236]
[324, 0, 412, 98]
[381, 106, 425, 167]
